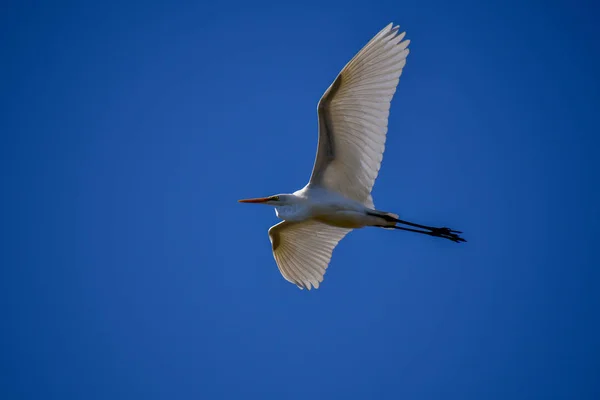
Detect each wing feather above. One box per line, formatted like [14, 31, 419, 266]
[310, 23, 410, 208]
[268, 221, 351, 290]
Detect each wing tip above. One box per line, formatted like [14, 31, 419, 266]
[380, 23, 409, 49]
[296, 279, 321, 290]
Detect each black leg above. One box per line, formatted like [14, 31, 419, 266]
[374, 225, 466, 243]
[394, 218, 462, 234]
[366, 211, 463, 236]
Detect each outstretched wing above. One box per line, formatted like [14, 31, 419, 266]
[268, 221, 352, 290]
[310, 23, 410, 208]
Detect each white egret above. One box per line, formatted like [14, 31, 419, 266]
[240, 23, 465, 290]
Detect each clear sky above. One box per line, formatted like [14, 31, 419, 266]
[2, 0, 599, 399]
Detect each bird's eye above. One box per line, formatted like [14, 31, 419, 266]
[272, 196, 279, 201]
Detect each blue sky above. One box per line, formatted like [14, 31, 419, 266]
[2, 0, 599, 398]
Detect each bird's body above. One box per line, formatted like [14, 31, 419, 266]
[240, 23, 465, 290]
[275, 185, 394, 229]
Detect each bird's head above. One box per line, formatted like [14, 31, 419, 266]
[238, 194, 293, 206]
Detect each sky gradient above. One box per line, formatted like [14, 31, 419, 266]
[2, 0, 599, 399]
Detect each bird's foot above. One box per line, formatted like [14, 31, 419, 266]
[430, 227, 466, 243]
[432, 227, 462, 235]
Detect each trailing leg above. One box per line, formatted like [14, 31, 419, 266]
[370, 211, 466, 243]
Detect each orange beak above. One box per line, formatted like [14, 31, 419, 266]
[238, 197, 271, 204]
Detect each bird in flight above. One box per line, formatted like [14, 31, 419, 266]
[239, 23, 466, 290]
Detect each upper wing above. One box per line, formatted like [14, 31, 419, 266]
[268, 220, 352, 290]
[310, 23, 410, 208]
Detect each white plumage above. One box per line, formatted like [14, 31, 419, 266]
[268, 221, 350, 290]
[311, 23, 409, 209]
[239, 23, 465, 290]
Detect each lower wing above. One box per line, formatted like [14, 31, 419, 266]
[268, 220, 352, 289]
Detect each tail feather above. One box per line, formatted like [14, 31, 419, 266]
[382, 212, 399, 221]
[367, 210, 400, 223]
